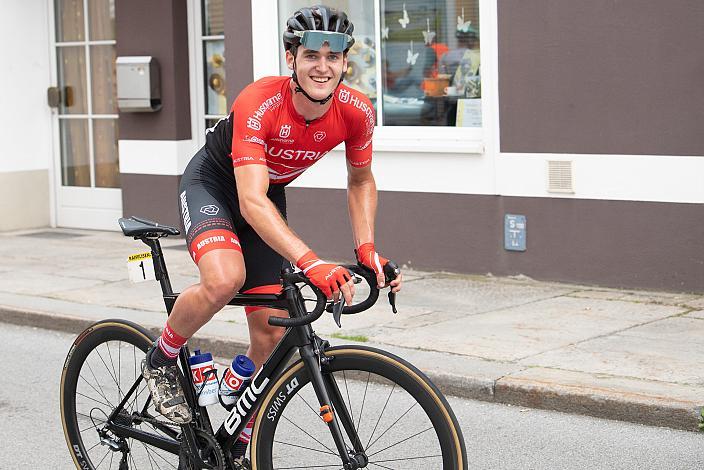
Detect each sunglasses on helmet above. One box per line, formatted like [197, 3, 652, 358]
[293, 30, 352, 52]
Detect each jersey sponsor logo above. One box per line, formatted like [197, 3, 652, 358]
[196, 235, 226, 250]
[338, 88, 351, 103]
[244, 135, 265, 145]
[246, 117, 261, 130]
[353, 137, 373, 152]
[265, 145, 328, 161]
[233, 155, 266, 165]
[247, 92, 283, 131]
[271, 137, 294, 143]
[350, 158, 371, 167]
[313, 131, 326, 142]
[279, 124, 291, 138]
[180, 191, 192, 232]
[200, 205, 219, 216]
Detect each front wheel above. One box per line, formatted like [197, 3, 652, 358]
[251, 346, 467, 469]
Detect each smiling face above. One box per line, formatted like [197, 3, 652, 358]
[286, 44, 348, 101]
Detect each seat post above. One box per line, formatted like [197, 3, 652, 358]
[141, 237, 174, 297]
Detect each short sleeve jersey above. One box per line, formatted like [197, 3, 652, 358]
[204, 76, 374, 185]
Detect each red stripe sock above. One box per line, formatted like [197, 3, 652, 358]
[157, 322, 187, 359]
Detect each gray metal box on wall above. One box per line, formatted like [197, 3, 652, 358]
[116, 56, 161, 112]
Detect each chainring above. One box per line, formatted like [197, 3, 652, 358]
[179, 428, 226, 470]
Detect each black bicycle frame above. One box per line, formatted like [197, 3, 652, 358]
[109, 236, 363, 466]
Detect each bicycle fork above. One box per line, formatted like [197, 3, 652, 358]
[300, 339, 368, 470]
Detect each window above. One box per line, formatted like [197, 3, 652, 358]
[277, 0, 481, 128]
[200, 0, 227, 130]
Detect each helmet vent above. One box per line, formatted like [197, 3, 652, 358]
[547, 160, 574, 193]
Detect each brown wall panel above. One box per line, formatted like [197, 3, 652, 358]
[225, 1, 254, 105]
[115, 0, 190, 140]
[121, 174, 182, 229]
[498, 0, 704, 156]
[287, 188, 704, 292]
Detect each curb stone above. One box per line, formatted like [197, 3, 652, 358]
[2, 306, 700, 432]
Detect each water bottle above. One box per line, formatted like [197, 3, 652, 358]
[219, 354, 255, 407]
[188, 350, 219, 406]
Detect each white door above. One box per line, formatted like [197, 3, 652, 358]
[50, 0, 121, 230]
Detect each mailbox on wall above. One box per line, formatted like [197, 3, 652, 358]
[116, 56, 161, 112]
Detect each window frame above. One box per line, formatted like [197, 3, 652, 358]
[250, 0, 496, 155]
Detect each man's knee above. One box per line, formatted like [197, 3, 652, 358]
[198, 251, 246, 308]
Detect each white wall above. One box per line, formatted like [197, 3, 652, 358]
[0, 0, 53, 173]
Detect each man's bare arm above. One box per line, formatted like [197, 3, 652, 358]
[234, 164, 309, 264]
[346, 162, 377, 248]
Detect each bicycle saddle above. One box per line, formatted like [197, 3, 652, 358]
[118, 216, 181, 237]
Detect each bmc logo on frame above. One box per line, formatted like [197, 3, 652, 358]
[279, 124, 291, 138]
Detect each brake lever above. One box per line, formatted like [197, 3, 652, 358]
[332, 299, 344, 327]
[384, 261, 401, 314]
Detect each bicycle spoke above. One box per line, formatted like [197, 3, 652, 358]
[366, 426, 434, 458]
[368, 462, 394, 470]
[365, 383, 396, 450]
[82, 361, 115, 408]
[105, 341, 121, 401]
[280, 414, 337, 456]
[95, 448, 112, 468]
[76, 389, 113, 409]
[273, 464, 347, 469]
[369, 454, 443, 464]
[342, 370, 354, 429]
[356, 372, 370, 432]
[366, 401, 418, 452]
[109, 451, 114, 470]
[95, 347, 122, 393]
[141, 440, 158, 470]
[142, 440, 178, 469]
[295, 390, 324, 421]
[272, 439, 339, 456]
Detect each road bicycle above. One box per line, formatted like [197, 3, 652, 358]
[60, 216, 467, 469]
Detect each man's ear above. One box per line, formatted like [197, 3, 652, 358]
[285, 50, 295, 70]
[342, 54, 348, 73]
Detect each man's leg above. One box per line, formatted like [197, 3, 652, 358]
[144, 248, 245, 423]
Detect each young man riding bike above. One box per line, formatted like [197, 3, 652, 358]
[141, 4, 403, 467]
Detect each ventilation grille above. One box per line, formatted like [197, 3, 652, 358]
[547, 160, 574, 193]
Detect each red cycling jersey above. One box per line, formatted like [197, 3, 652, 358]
[228, 76, 374, 184]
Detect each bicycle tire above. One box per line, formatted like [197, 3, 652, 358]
[60, 319, 187, 470]
[251, 346, 466, 470]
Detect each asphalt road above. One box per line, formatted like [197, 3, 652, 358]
[1, 322, 702, 469]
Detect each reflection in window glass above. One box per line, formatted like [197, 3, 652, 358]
[91, 46, 117, 114]
[204, 41, 227, 116]
[60, 119, 90, 187]
[57, 46, 88, 115]
[94, 119, 120, 188]
[381, 0, 480, 126]
[277, 1, 376, 108]
[203, 0, 224, 36]
[88, 0, 115, 41]
[55, 0, 85, 42]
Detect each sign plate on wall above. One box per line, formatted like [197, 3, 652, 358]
[504, 214, 526, 251]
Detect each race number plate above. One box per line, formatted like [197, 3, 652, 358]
[127, 252, 156, 283]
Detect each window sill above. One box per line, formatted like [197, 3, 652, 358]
[332, 139, 484, 155]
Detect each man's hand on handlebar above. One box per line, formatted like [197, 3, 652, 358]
[356, 243, 403, 293]
[296, 250, 355, 306]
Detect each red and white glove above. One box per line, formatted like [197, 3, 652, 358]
[296, 250, 351, 299]
[356, 243, 389, 287]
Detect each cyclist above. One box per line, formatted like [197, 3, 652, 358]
[141, 4, 402, 466]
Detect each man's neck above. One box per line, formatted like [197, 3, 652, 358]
[289, 80, 333, 122]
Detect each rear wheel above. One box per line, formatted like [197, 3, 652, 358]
[60, 319, 185, 469]
[251, 346, 466, 469]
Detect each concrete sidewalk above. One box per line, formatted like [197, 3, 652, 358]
[1, 227, 702, 431]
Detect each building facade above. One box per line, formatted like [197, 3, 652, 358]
[3, 0, 703, 292]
